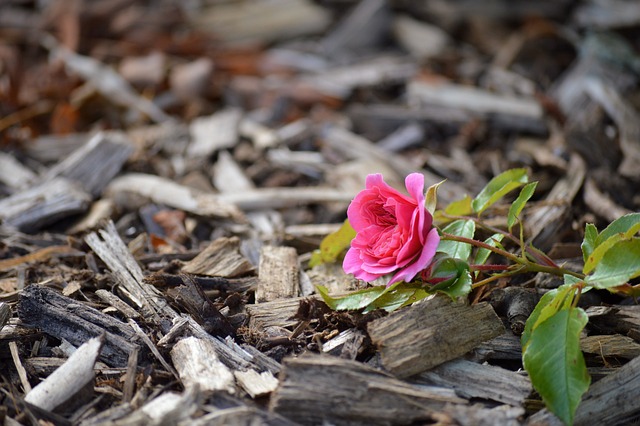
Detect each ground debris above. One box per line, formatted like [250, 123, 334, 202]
[1, 0, 639, 424]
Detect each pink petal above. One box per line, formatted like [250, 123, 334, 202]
[388, 228, 440, 286]
[343, 248, 382, 282]
[404, 173, 425, 205]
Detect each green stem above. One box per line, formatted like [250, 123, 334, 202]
[440, 232, 585, 281]
[471, 266, 525, 289]
[441, 232, 523, 264]
[440, 213, 559, 267]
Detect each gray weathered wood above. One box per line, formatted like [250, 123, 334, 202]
[301, 56, 417, 98]
[25, 336, 103, 411]
[0, 178, 91, 232]
[411, 358, 531, 406]
[587, 305, 640, 340]
[256, 245, 300, 303]
[18, 285, 138, 367]
[85, 221, 178, 328]
[322, 126, 466, 206]
[170, 336, 235, 393]
[94, 289, 141, 319]
[321, 328, 365, 359]
[472, 332, 523, 361]
[106, 173, 245, 221]
[43, 131, 134, 197]
[188, 406, 297, 426]
[111, 387, 199, 425]
[182, 237, 254, 278]
[270, 354, 465, 425]
[188, 108, 242, 158]
[528, 154, 586, 250]
[407, 80, 544, 119]
[0, 152, 37, 191]
[368, 295, 505, 377]
[445, 404, 525, 426]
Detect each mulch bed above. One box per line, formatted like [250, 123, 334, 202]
[1, 1, 640, 425]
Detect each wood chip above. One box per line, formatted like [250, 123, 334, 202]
[18, 285, 139, 367]
[85, 221, 179, 327]
[43, 131, 134, 197]
[24, 335, 103, 411]
[527, 153, 586, 250]
[412, 358, 531, 406]
[270, 354, 465, 425]
[0, 178, 91, 232]
[0, 152, 37, 190]
[581, 334, 640, 359]
[170, 336, 235, 393]
[188, 108, 242, 158]
[106, 173, 245, 221]
[407, 79, 544, 119]
[247, 297, 307, 329]
[193, 0, 331, 45]
[256, 246, 299, 303]
[182, 237, 254, 278]
[234, 369, 278, 398]
[367, 295, 505, 378]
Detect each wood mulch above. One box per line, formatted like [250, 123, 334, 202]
[1, 1, 640, 425]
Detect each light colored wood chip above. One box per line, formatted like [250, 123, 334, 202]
[256, 246, 300, 302]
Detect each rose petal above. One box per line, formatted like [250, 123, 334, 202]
[388, 227, 440, 286]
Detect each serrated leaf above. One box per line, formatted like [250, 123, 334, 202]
[595, 213, 640, 247]
[425, 180, 446, 215]
[309, 219, 356, 268]
[316, 284, 393, 311]
[471, 168, 528, 214]
[507, 181, 537, 231]
[585, 237, 640, 289]
[581, 223, 598, 264]
[473, 233, 505, 266]
[523, 307, 590, 425]
[438, 220, 475, 260]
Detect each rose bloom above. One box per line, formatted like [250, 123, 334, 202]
[343, 173, 440, 286]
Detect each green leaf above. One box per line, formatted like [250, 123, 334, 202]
[316, 284, 393, 311]
[507, 181, 537, 231]
[438, 220, 476, 260]
[473, 233, 505, 266]
[364, 286, 428, 313]
[425, 180, 446, 215]
[583, 233, 624, 275]
[523, 307, 590, 425]
[432, 268, 472, 300]
[425, 255, 472, 300]
[444, 195, 473, 216]
[595, 213, 640, 247]
[471, 168, 528, 214]
[309, 219, 356, 267]
[521, 283, 575, 350]
[581, 223, 598, 264]
[317, 283, 429, 313]
[585, 237, 640, 289]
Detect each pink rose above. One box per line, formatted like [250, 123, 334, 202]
[343, 173, 440, 286]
